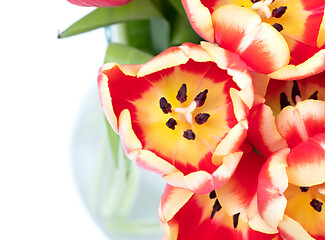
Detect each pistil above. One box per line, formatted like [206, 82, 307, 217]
[251, 0, 273, 18]
[174, 101, 197, 124]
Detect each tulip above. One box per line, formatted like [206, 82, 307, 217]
[181, 0, 325, 79]
[159, 147, 280, 239]
[97, 42, 254, 193]
[67, 0, 132, 7]
[248, 70, 325, 239]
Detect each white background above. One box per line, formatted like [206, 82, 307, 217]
[0, 1, 109, 239]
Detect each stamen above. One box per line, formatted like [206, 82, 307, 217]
[251, 0, 260, 3]
[291, 80, 301, 104]
[272, 6, 287, 18]
[280, 92, 291, 110]
[233, 213, 240, 228]
[309, 91, 318, 100]
[183, 129, 195, 140]
[300, 187, 309, 192]
[195, 113, 210, 125]
[166, 118, 177, 130]
[209, 190, 216, 199]
[310, 199, 323, 212]
[272, 23, 284, 32]
[210, 198, 222, 219]
[176, 83, 187, 103]
[159, 97, 172, 114]
[194, 89, 208, 107]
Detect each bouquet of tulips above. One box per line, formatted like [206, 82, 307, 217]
[62, 0, 325, 239]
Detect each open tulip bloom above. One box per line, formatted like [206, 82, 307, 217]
[182, 0, 325, 79]
[98, 42, 254, 194]
[63, 0, 325, 238]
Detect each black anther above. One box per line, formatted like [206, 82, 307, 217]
[280, 92, 291, 110]
[272, 23, 284, 32]
[310, 199, 323, 212]
[194, 89, 208, 107]
[195, 113, 210, 125]
[183, 129, 195, 140]
[166, 118, 177, 130]
[291, 80, 301, 104]
[176, 83, 187, 103]
[210, 198, 222, 219]
[233, 213, 240, 228]
[159, 97, 172, 114]
[272, 6, 287, 18]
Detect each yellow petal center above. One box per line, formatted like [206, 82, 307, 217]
[133, 66, 231, 171]
[284, 183, 325, 236]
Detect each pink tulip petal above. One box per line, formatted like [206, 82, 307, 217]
[275, 100, 325, 148]
[159, 185, 276, 240]
[257, 148, 290, 229]
[286, 133, 325, 186]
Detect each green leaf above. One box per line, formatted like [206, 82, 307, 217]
[150, 18, 170, 53]
[167, 0, 187, 18]
[104, 43, 154, 64]
[170, 13, 202, 46]
[124, 20, 154, 54]
[59, 0, 163, 38]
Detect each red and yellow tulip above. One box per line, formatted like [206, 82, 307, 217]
[98, 42, 255, 194]
[248, 70, 325, 239]
[159, 147, 279, 239]
[181, 0, 325, 79]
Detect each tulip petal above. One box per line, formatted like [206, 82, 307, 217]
[278, 215, 315, 240]
[217, 150, 278, 234]
[211, 5, 290, 74]
[268, 49, 325, 80]
[248, 101, 288, 159]
[257, 148, 290, 229]
[181, 0, 215, 42]
[275, 100, 325, 148]
[159, 185, 276, 240]
[286, 133, 325, 186]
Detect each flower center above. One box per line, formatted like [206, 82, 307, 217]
[160, 85, 211, 140]
[280, 80, 318, 110]
[285, 183, 325, 236]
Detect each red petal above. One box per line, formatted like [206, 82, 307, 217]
[248, 101, 288, 159]
[211, 5, 290, 74]
[286, 132, 325, 186]
[160, 185, 276, 240]
[257, 149, 290, 228]
[275, 100, 325, 148]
